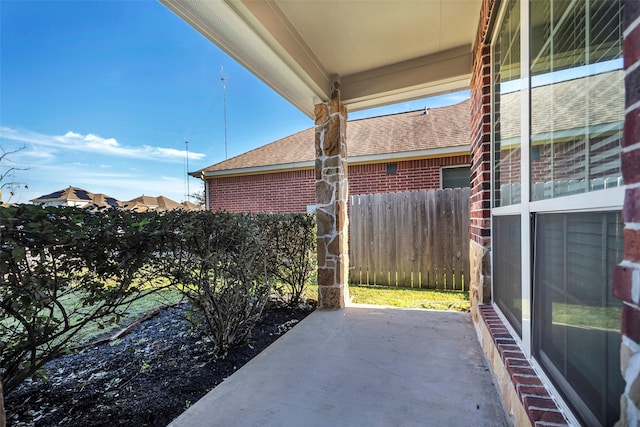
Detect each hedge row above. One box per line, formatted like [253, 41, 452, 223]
[0, 205, 316, 397]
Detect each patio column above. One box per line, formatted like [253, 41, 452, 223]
[314, 79, 349, 309]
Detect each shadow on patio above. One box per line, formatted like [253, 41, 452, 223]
[168, 304, 509, 427]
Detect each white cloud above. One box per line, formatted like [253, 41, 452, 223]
[0, 127, 205, 162]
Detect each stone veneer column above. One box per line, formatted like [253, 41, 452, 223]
[314, 80, 349, 309]
[612, 2, 640, 425]
[469, 0, 495, 323]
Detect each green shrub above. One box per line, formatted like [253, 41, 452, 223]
[258, 213, 316, 306]
[0, 205, 166, 395]
[162, 211, 272, 358]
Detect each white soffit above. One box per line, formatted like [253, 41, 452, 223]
[161, 0, 480, 118]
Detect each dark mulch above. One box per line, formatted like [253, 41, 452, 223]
[5, 303, 314, 427]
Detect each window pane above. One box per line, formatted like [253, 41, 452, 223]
[442, 167, 470, 189]
[492, 0, 521, 207]
[529, 0, 624, 201]
[534, 211, 624, 426]
[493, 215, 522, 337]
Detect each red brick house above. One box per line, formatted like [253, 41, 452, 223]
[165, 1, 639, 425]
[194, 100, 470, 213]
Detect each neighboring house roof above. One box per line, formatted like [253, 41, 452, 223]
[30, 187, 121, 208]
[181, 200, 205, 211]
[31, 187, 201, 211]
[195, 99, 471, 177]
[121, 195, 183, 212]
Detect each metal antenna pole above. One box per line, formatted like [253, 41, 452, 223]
[221, 67, 228, 160]
[185, 139, 190, 202]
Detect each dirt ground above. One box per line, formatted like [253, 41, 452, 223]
[5, 303, 314, 427]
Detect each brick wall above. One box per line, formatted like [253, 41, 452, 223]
[611, 2, 640, 425]
[206, 155, 470, 213]
[207, 169, 316, 213]
[469, 0, 494, 249]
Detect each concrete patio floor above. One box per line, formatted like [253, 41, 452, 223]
[168, 305, 509, 427]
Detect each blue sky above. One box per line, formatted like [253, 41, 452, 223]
[0, 1, 468, 204]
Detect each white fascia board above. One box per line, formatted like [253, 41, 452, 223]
[160, 0, 327, 118]
[202, 145, 470, 178]
[203, 160, 315, 178]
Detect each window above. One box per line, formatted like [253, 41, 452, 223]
[441, 166, 470, 189]
[490, 1, 624, 425]
[386, 163, 397, 175]
[533, 212, 623, 426]
[529, 0, 624, 201]
[492, 0, 523, 336]
[492, 0, 521, 207]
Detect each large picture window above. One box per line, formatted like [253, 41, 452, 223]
[490, 1, 624, 425]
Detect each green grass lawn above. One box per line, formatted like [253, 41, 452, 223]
[70, 288, 185, 344]
[304, 283, 470, 312]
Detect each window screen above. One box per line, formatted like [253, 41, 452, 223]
[493, 215, 522, 337]
[534, 211, 623, 426]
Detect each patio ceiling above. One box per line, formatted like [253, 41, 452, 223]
[160, 0, 481, 118]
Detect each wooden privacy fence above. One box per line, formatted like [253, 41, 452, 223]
[349, 188, 471, 290]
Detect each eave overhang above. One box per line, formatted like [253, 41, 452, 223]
[160, 0, 478, 118]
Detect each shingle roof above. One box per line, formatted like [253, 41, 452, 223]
[31, 187, 120, 207]
[32, 187, 93, 203]
[122, 195, 183, 212]
[196, 99, 471, 174]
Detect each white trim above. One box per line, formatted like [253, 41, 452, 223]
[492, 204, 522, 216]
[492, 302, 525, 348]
[520, 0, 532, 357]
[201, 146, 470, 178]
[203, 160, 314, 178]
[529, 186, 624, 213]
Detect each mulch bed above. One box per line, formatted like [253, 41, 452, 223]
[5, 303, 314, 427]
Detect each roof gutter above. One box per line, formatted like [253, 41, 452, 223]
[198, 145, 470, 179]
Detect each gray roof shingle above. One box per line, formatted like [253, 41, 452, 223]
[197, 99, 471, 174]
